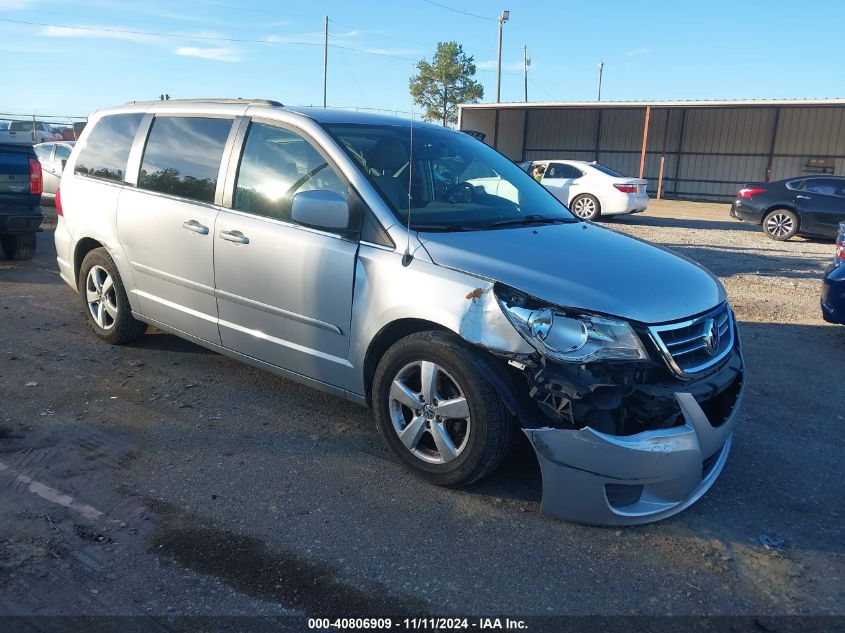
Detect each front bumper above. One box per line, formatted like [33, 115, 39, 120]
[521, 348, 745, 526]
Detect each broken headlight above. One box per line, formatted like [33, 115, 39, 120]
[496, 287, 648, 363]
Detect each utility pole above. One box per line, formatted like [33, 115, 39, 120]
[597, 61, 604, 102]
[523, 45, 530, 102]
[495, 10, 509, 103]
[323, 15, 329, 108]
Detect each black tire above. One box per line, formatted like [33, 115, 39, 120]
[372, 330, 515, 487]
[570, 194, 601, 221]
[78, 248, 146, 345]
[1, 232, 36, 260]
[762, 208, 799, 241]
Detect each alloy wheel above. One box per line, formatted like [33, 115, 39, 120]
[766, 213, 794, 238]
[572, 197, 596, 218]
[388, 361, 471, 464]
[85, 265, 118, 330]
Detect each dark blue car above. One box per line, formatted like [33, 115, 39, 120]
[821, 222, 845, 324]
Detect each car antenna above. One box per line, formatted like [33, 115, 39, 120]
[401, 104, 415, 267]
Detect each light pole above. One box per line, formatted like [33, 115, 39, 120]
[523, 45, 530, 102]
[323, 15, 329, 108]
[495, 10, 509, 103]
[597, 61, 604, 102]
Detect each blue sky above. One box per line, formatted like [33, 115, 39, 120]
[1, 0, 844, 120]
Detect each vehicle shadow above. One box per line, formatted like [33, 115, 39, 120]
[611, 214, 757, 233]
[133, 329, 216, 355]
[111, 314, 845, 552]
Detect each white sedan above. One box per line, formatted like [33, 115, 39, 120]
[521, 160, 649, 221]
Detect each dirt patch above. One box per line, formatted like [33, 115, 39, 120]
[149, 500, 433, 617]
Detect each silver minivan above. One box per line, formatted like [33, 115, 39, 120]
[54, 99, 745, 526]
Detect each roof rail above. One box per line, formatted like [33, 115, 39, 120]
[124, 98, 284, 106]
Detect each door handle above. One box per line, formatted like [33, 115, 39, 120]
[796, 195, 810, 200]
[182, 220, 209, 235]
[219, 230, 249, 244]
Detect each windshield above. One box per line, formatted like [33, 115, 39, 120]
[323, 123, 576, 231]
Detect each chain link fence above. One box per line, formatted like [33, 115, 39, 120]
[0, 111, 88, 142]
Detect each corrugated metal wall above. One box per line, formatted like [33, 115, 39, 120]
[463, 104, 845, 202]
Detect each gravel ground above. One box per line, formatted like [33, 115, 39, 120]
[0, 202, 843, 623]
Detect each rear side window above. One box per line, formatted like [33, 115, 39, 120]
[591, 163, 623, 178]
[546, 163, 583, 179]
[74, 113, 144, 182]
[55, 145, 72, 162]
[802, 178, 843, 197]
[138, 116, 232, 204]
[233, 121, 346, 221]
[34, 145, 52, 162]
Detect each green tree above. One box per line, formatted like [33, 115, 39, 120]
[410, 41, 484, 127]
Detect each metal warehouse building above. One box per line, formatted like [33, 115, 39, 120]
[458, 99, 845, 202]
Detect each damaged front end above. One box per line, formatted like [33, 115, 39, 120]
[461, 283, 745, 526]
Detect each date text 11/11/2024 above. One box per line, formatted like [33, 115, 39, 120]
[307, 617, 529, 630]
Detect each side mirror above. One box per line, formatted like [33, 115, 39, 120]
[291, 190, 350, 232]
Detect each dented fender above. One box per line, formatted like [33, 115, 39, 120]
[347, 246, 531, 396]
[458, 286, 533, 355]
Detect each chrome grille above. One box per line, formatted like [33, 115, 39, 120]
[649, 304, 735, 377]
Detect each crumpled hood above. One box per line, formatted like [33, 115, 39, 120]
[419, 222, 725, 324]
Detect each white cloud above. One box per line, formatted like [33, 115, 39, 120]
[174, 46, 241, 62]
[477, 60, 527, 71]
[39, 24, 157, 44]
[0, 0, 31, 10]
[361, 47, 422, 57]
[627, 46, 653, 57]
[38, 23, 243, 62]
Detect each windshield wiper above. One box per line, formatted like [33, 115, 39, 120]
[412, 223, 484, 232]
[487, 215, 577, 227]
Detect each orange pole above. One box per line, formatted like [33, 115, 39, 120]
[657, 155, 665, 200]
[639, 105, 651, 179]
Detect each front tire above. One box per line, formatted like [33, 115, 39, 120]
[1, 232, 36, 260]
[763, 209, 799, 241]
[78, 248, 146, 345]
[372, 331, 514, 487]
[571, 194, 601, 221]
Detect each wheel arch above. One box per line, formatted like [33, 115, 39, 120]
[362, 318, 533, 427]
[761, 204, 799, 226]
[73, 237, 105, 287]
[363, 318, 448, 406]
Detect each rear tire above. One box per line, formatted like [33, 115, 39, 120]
[1, 232, 36, 260]
[372, 330, 514, 487]
[571, 194, 601, 221]
[78, 248, 146, 345]
[763, 209, 799, 241]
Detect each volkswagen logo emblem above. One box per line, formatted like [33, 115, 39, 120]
[702, 318, 720, 356]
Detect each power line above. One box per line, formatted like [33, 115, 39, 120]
[1, 17, 431, 63]
[419, 0, 496, 21]
[157, 0, 323, 21]
[528, 77, 556, 100]
[327, 37, 418, 61]
[0, 17, 324, 46]
[6, 8, 324, 37]
[327, 17, 430, 48]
